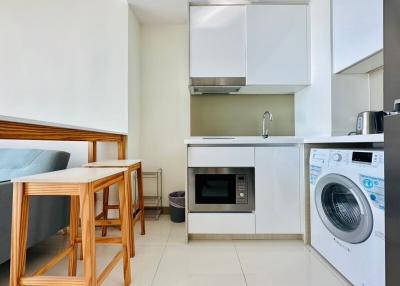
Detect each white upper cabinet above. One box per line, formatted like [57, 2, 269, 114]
[246, 5, 310, 86]
[190, 6, 246, 78]
[332, 0, 383, 74]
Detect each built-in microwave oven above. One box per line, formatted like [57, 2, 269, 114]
[188, 167, 255, 212]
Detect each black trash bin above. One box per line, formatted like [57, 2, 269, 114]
[169, 191, 185, 223]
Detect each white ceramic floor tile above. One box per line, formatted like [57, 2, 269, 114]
[153, 273, 247, 286]
[101, 245, 165, 286]
[129, 245, 165, 286]
[166, 222, 187, 246]
[152, 243, 246, 286]
[0, 216, 352, 286]
[133, 216, 171, 247]
[234, 240, 350, 286]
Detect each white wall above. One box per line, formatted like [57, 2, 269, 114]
[0, 0, 131, 165]
[0, 0, 129, 133]
[128, 6, 142, 158]
[0, 1, 140, 216]
[295, 0, 371, 136]
[139, 24, 190, 206]
[331, 74, 370, 135]
[369, 67, 384, 111]
[295, 0, 332, 136]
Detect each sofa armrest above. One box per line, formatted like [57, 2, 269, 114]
[0, 181, 13, 264]
[0, 180, 70, 265]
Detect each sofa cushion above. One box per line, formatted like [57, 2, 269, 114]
[0, 149, 70, 182]
[0, 148, 71, 265]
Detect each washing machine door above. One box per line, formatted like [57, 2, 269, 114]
[315, 174, 373, 244]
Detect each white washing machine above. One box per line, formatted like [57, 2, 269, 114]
[310, 149, 385, 286]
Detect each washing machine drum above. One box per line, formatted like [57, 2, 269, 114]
[315, 174, 373, 244]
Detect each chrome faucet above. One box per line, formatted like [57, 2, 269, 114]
[262, 111, 273, 138]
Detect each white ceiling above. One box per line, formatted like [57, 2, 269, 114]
[128, 0, 310, 25]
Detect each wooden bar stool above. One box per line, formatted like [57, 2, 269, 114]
[83, 160, 145, 258]
[9, 167, 132, 286]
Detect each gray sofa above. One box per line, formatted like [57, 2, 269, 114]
[0, 149, 71, 264]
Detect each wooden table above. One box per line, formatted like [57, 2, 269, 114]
[83, 160, 145, 257]
[10, 167, 132, 286]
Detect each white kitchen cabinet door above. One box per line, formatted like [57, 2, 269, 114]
[188, 213, 255, 234]
[255, 146, 301, 234]
[188, 147, 255, 167]
[246, 5, 309, 86]
[332, 0, 383, 73]
[190, 6, 246, 78]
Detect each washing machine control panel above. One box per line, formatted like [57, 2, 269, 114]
[310, 149, 384, 187]
[332, 153, 342, 162]
[328, 151, 350, 167]
[351, 151, 383, 168]
[325, 150, 383, 168]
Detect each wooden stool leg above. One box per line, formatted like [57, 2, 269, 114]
[102, 187, 110, 237]
[126, 172, 135, 258]
[79, 235, 83, 261]
[10, 182, 30, 286]
[137, 166, 145, 235]
[79, 184, 97, 286]
[119, 177, 132, 286]
[68, 196, 79, 276]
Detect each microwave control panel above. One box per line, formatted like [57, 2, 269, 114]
[236, 175, 248, 204]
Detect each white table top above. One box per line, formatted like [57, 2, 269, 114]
[83, 159, 141, 168]
[12, 167, 127, 183]
[0, 115, 127, 135]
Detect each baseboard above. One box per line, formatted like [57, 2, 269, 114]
[144, 206, 170, 214]
[189, 233, 304, 240]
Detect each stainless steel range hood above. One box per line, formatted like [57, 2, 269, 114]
[189, 77, 246, 95]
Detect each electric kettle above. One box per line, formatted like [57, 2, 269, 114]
[356, 111, 386, 135]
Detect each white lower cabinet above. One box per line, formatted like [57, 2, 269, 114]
[186, 145, 302, 235]
[188, 213, 255, 234]
[255, 146, 301, 234]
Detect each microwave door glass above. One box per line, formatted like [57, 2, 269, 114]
[195, 174, 236, 204]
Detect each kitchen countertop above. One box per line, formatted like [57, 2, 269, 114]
[184, 134, 384, 145]
[304, 133, 384, 143]
[184, 136, 304, 145]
